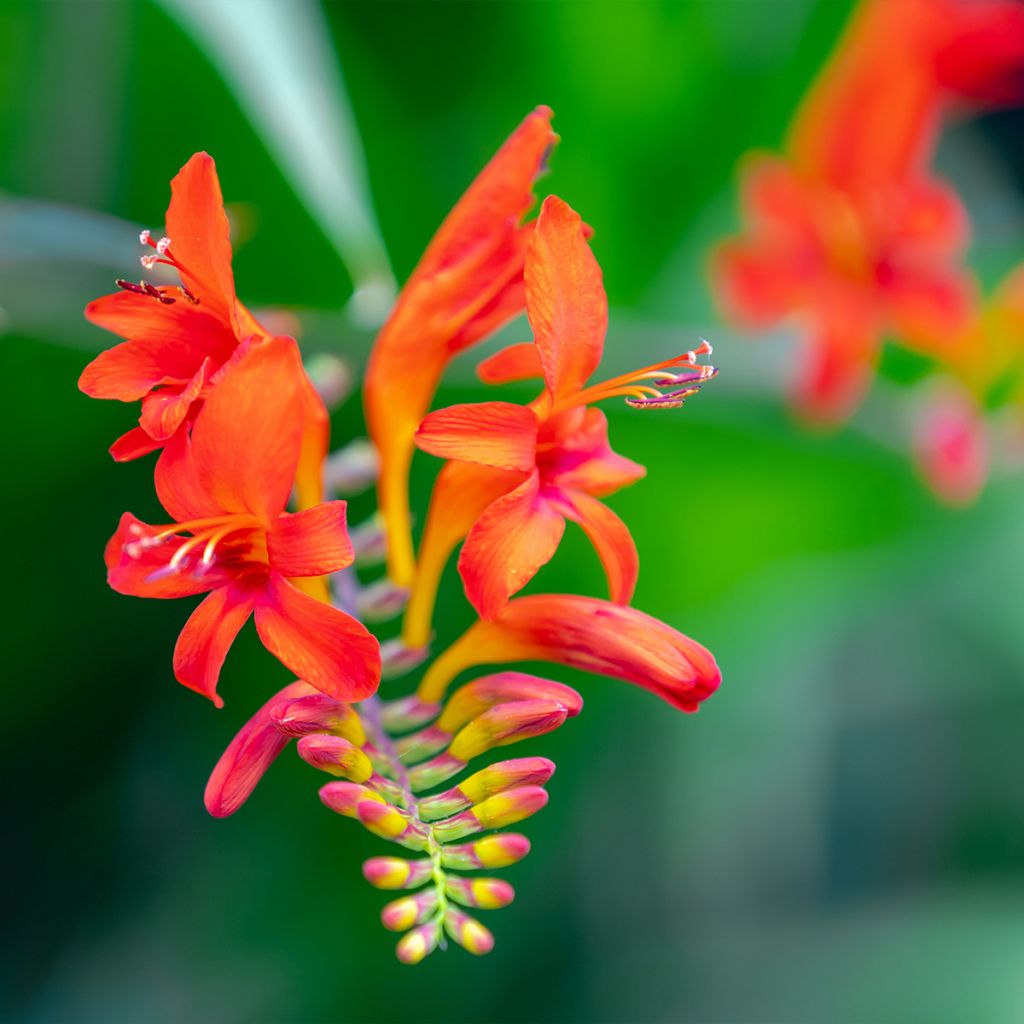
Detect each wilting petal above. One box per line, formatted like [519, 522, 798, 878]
[364, 106, 556, 586]
[458, 471, 566, 619]
[173, 584, 257, 707]
[164, 152, 239, 327]
[553, 489, 638, 604]
[913, 384, 989, 506]
[155, 338, 305, 522]
[109, 426, 164, 462]
[204, 680, 316, 817]
[477, 341, 545, 384]
[415, 402, 539, 471]
[402, 461, 524, 648]
[254, 573, 381, 702]
[105, 512, 224, 599]
[267, 501, 353, 578]
[525, 195, 606, 399]
[419, 594, 721, 713]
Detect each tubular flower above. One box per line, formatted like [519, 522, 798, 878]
[410, 195, 715, 631]
[712, 0, 1024, 424]
[104, 338, 381, 707]
[364, 106, 557, 587]
[79, 152, 328, 506]
[418, 594, 721, 714]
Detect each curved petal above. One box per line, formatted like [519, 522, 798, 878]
[416, 402, 538, 471]
[137, 357, 212, 443]
[155, 337, 305, 522]
[458, 471, 565, 619]
[884, 266, 976, 356]
[109, 426, 164, 463]
[477, 342, 544, 384]
[711, 238, 804, 328]
[267, 501, 353, 578]
[79, 330, 210, 402]
[204, 679, 317, 817]
[364, 106, 556, 586]
[792, 320, 879, 425]
[525, 196, 606, 399]
[173, 584, 256, 707]
[105, 512, 224, 599]
[165, 152, 239, 328]
[418, 594, 721, 713]
[554, 490, 638, 605]
[254, 574, 381, 702]
[542, 407, 646, 497]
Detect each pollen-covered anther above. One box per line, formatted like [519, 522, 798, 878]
[156, 236, 172, 255]
[140, 254, 159, 270]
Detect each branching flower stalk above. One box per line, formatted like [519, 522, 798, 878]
[82, 106, 722, 964]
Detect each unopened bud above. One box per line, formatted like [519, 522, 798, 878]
[356, 801, 428, 850]
[350, 514, 388, 567]
[323, 438, 378, 493]
[297, 734, 373, 782]
[319, 781, 386, 818]
[447, 700, 567, 761]
[444, 906, 494, 956]
[381, 889, 439, 931]
[380, 638, 430, 680]
[419, 757, 555, 821]
[362, 856, 433, 890]
[437, 672, 583, 733]
[357, 578, 409, 623]
[270, 694, 366, 745]
[380, 695, 441, 732]
[396, 920, 441, 965]
[444, 876, 515, 910]
[433, 786, 549, 842]
[395, 725, 450, 764]
[440, 834, 531, 870]
[304, 353, 353, 410]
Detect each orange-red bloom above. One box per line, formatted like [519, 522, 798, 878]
[417, 594, 721, 714]
[105, 338, 380, 707]
[80, 152, 328, 506]
[411, 196, 714, 631]
[364, 106, 557, 587]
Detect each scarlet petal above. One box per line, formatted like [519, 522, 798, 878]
[477, 342, 544, 384]
[885, 267, 976, 356]
[416, 402, 539, 471]
[793, 321, 878, 425]
[458, 472, 565, 619]
[155, 338, 305, 522]
[554, 490, 638, 605]
[105, 512, 223, 599]
[267, 501, 354, 578]
[543, 407, 646, 497]
[254, 574, 381, 703]
[165, 153, 239, 327]
[711, 239, 804, 328]
[526, 196, 607, 399]
[81, 291, 237, 399]
[204, 679, 317, 817]
[173, 585, 256, 707]
[109, 426, 164, 462]
[137, 358, 212, 442]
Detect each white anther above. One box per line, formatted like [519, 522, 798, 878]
[141, 254, 158, 270]
[126, 522, 145, 537]
[124, 543, 143, 559]
[139, 229, 152, 246]
[156, 236, 172, 255]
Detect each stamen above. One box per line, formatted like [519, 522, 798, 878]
[139, 229, 152, 246]
[140, 254, 159, 270]
[156, 236, 172, 256]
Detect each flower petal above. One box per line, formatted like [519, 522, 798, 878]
[109, 426, 164, 463]
[541, 407, 646, 497]
[294, 371, 330, 511]
[137, 357, 212, 443]
[477, 342, 544, 384]
[525, 195, 607, 399]
[364, 106, 556, 586]
[553, 490, 638, 605]
[793, 320, 878, 425]
[155, 337, 305, 522]
[105, 512, 224, 599]
[254, 574, 381, 702]
[416, 402, 538, 471]
[267, 501, 354, 578]
[204, 679, 317, 817]
[458, 472, 566, 619]
[164, 152, 239, 327]
[173, 585, 256, 707]
[418, 594, 721, 713]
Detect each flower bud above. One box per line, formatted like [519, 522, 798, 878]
[437, 672, 583, 733]
[431, 785, 549, 843]
[318, 781, 385, 818]
[304, 353, 354, 410]
[443, 906, 494, 956]
[297, 734, 373, 782]
[444, 876, 515, 910]
[447, 700, 567, 761]
[440, 834, 532, 870]
[419, 757, 555, 821]
[350, 514, 388, 567]
[396, 920, 441, 965]
[380, 695, 442, 732]
[270, 694, 366, 745]
[380, 638, 430, 680]
[356, 578, 410, 622]
[395, 725, 451, 764]
[362, 856, 434, 890]
[356, 801, 428, 851]
[381, 889, 439, 931]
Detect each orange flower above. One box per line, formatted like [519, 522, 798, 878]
[417, 594, 721, 714]
[105, 338, 380, 707]
[364, 106, 557, 587]
[80, 152, 328, 507]
[408, 196, 714, 638]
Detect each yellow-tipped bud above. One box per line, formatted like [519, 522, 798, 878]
[448, 700, 567, 762]
[396, 921, 441, 965]
[444, 906, 494, 956]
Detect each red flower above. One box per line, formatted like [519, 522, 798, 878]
[410, 196, 714, 634]
[104, 338, 380, 707]
[364, 107, 557, 587]
[79, 152, 328, 507]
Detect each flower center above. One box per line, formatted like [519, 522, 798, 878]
[115, 230, 205, 306]
[551, 340, 718, 413]
[124, 514, 267, 582]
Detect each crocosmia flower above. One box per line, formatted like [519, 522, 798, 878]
[105, 338, 380, 706]
[364, 106, 557, 587]
[412, 195, 716, 626]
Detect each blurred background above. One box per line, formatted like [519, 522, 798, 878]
[4, 1, 1024, 1021]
